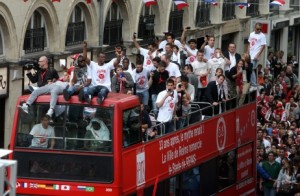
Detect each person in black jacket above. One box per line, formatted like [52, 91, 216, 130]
[206, 74, 226, 115]
[26, 56, 59, 88]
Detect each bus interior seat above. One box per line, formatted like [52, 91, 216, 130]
[16, 133, 33, 147]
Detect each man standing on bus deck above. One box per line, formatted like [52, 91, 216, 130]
[81, 41, 121, 104]
[156, 78, 178, 134]
[30, 115, 55, 149]
[248, 22, 266, 86]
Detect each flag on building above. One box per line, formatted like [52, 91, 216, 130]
[235, 2, 251, 9]
[270, 0, 285, 6]
[204, 0, 218, 6]
[143, 0, 157, 7]
[173, 0, 189, 10]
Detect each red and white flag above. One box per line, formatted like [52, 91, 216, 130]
[143, 0, 157, 7]
[173, 0, 189, 10]
[270, 0, 285, 6]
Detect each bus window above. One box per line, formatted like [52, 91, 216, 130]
[14, 103, 114, 183]
[123, 106, 142, 147]
[15, 104, 113, 153]
[217, 150, 237, 190]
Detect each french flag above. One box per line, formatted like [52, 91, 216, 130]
[143, 0, 157, 7]
[270, 0, 285, 6]
[173, 0, 189, 10]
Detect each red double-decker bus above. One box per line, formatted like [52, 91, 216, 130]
[9, 92, 257, 195]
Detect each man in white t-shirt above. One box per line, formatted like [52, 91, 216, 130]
[180, 27, 198, 64]
[207, 48, 226, 80]
[156, 78, 178, 134]
[133, 37, 158, 71]
[191, 50, 210, 101]
[30, 115, 55, 149]
[158, 32, 182, 52]
[82, 41, 121, 104]
[248, 22, 267, 86]
[163, 53, 181, 82]
[200, 35, 215, 60]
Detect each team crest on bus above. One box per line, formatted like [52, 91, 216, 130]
[216, 117, 226, 151]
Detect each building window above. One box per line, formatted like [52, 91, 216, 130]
[23, 11, 47, 54]
[103, 2, 123, 45]
[222, 0, 236, 21]
[168, 4, 183, 38]
[66, 5, 85, 46]
[246, 0, 259, 16]
[138, 6, 155, 42]
[290, 0, 300, 11]
[196, 0, 211, 27]
[0, 28, 3, 55]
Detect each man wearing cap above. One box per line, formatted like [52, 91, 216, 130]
[181, 27, 198, 64]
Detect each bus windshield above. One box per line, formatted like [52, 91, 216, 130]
[14, 103, 114, 183]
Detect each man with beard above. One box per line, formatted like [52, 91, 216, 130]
[63, 54, 89, 101]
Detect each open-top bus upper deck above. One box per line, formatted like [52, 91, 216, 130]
[9, 92, 257, 195]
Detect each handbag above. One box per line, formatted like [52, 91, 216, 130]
[278, 183, 294, 194]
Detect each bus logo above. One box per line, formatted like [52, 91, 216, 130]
[136, 151, 145, 186]
[216, 117, 226, 151]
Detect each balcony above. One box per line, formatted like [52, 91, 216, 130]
[290, 0, 300, 11]
[103, 19, 123, 45]
[169, 10, 184, 38]
[196, 2, 211, 27]
[23, 28, 45, 54]
[138, 15, 156, 42]
[65, 22, 85, 46]
[222, 0, 236, 21]
[246, 0, 259, 17]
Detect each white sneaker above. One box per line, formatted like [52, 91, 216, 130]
[19, 103, 29, 114]
[46, 108, 54, 117]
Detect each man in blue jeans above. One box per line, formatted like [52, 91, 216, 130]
[80, 41, 121, 104]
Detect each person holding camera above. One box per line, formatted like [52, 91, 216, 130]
[26, 56, 59, 89]
[156, 78, 178, 134]
[111, 65, 134, 94]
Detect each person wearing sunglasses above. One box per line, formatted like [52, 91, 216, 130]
[248, 22, 267, 88]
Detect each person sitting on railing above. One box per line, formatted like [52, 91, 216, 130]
[19, 71, 70, 118]
[29, 115, 55, 149]
[84, 117, 110, 151]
